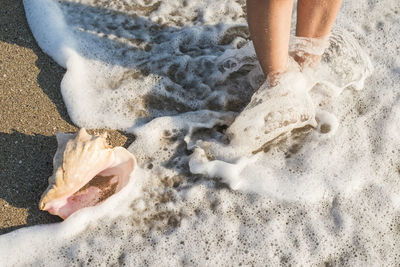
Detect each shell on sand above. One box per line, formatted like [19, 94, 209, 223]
[39, 128, 136, 219]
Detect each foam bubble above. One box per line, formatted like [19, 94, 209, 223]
[315, 110, 339, 136]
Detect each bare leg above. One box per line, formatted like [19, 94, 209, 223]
[296, 0, 342, 38]
[246, 0, 294, 83]
[295, 0, 342, 66]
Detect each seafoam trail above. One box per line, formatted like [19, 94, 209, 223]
[1, 0, 400, 265]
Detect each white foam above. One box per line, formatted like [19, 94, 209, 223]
[315, 110, 339, 137]
[23, 0, 77, 67]
[3, 0, 400, 265]
[226, 71, 317, 156]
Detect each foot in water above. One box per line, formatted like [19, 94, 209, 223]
[226, 71, 317, 155]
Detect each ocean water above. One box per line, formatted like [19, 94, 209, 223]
[1, 0, 400, 265]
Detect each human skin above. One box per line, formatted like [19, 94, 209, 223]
[296, 0, 343, 38]
[246, 0, 342, 83]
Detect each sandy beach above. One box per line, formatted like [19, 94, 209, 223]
[0, 0, 133, 234]
[2, 0, 400, 264]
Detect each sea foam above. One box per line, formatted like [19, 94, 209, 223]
[1, 0, 400, 265]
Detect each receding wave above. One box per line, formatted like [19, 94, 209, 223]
[1, 0, 399, 265]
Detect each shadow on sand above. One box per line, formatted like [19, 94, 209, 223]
[0, 131, 62, 235]
[0, 0, 71, 124]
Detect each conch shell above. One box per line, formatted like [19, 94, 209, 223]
[39, 128, 136, 219]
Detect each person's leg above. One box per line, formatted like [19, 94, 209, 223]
[296, 0, 342, 38]
[247, 0, 294, 83]
[295, 0, 342, 66]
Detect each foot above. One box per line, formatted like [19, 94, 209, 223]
[290, 36, 329, 70]
[226, 71, 317, 154]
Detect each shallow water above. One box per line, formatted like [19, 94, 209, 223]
[1, 0, 400, 265]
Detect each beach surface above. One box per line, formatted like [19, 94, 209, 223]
[1, 0, 400, 265]
[0, 0, 132, 234]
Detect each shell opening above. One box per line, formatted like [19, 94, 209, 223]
[57, 157, 134, 219]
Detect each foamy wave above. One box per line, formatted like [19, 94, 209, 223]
[2, 0, 399, 265]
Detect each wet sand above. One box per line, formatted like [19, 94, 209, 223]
[0, 0, 134, 235]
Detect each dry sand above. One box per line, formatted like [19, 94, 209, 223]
[0, 0, 134, 235]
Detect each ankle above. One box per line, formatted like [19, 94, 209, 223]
[266, 71, 284, 87]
